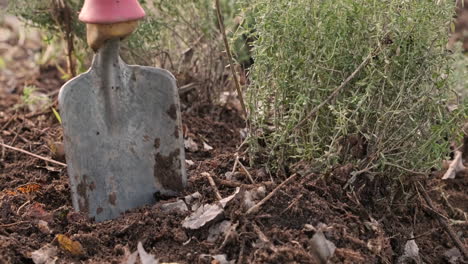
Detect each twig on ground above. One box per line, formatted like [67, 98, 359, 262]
[231, 155, 239, 174]
[252, 222, 278, 253]
[343, 165, 376, 189]
[214, 178, 274, 189]
[1, 114, 17, 131]
[442, 150, 465, 179]
[214, 0, 247, 118]
[238, 157, 255, 184]
[202, 172, 222, 200]
[218, 221, 239, 250]
[237, 224, 247, 264]
[280, 194, 303, 214]
[0, 221, 30, 228]
[245, 173, 298, 215]
[294, 50, 377, 130]
[0, 138, 5, 160]
[16, 200, 30, 215]
[417, 183, 468, 258]
[0, 142, 67, 167]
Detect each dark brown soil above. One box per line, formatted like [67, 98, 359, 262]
[1, 14, 467, 264]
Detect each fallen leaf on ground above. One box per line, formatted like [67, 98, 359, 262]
[125, 242, 159, 264]
[184, 137, 198, 152]
[138, 242, 158, 264]
[182, 188, 240, 230]
[243, 186, 266, 210]
[219, 187, 240, 208]
[443, 247, 462, 264]
[203, 142, 213, 151]
[182, 203, 224, 230]
[397, 238, 421, 264]
[17, 183, 41, 194]
[442, 151, 465, 179]
[24, 202, 53, 223]
[37, 220, 51, 234]
[31, 244, 57, 264]
[56, 234, 84, 256]
[310, 231, 336, 264]
[199, 254, 234, 264]
[4, 190, 17, 196]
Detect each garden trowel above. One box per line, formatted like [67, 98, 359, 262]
[58, 0, 186, 222]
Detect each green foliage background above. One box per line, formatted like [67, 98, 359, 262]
[8, 0, 237, 69]
[239, 0, 466, 174]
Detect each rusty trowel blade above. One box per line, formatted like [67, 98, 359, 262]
[58, 40, 186, 222]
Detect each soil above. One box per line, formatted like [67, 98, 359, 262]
[1, 13, 467, 264]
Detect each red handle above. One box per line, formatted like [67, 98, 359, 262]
[79, 0, 145, 24]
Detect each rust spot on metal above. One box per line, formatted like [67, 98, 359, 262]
[89, 181, 96, 191]
[96, 207, 103, 214]
[143, 135, 151, 142]
[130, 146, 136, 155]
[154, 149, 183, 191]
[154, 138, 160, 149]
[109, 193, 117, 206]
[76, 175, 89, 213]
[174, 126, 179, 138]
[166, 104, 177, 120]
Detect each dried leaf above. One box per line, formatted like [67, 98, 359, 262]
[37, 220, 51, 234]
[184, 138, 198, 152]
[137, 242, 158, 264]
[182, 203, 224, 230]
[442, 151, 465, 180]
[310, 231, 336, 264]
[203, 142, 213, 151]
[24, 202, 53, 223]
[5, 190, 17, 196]
[444, 247, 462, 264]
[124, 242, 159, 264]
[31, 244, 57, 264]
[18, 183, 41, 194]
[199, 254, 234, 264]
[56, 234, 85, 256]
[182, 188, 240, 230]
[397, 238, 421, 264]
[219, 187, 240, 208]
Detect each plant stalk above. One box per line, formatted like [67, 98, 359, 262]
[214, 0, 248, 118]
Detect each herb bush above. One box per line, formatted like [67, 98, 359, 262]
[240, 0, 465, 174]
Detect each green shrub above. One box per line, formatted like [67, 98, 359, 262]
[9, 0, 239, 102]
[240, 0, 465, 175]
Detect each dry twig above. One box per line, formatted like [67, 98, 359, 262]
[0, 221, 30, 228]
[417, 183, 468, 258]
[238, 157, 255, 184]
[202, 172, 222, 200]
[214, 0, 247, 118]
[252, 222, 278, 252]
[0, 142, 67, 167]
[245, 173, 298, 215]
